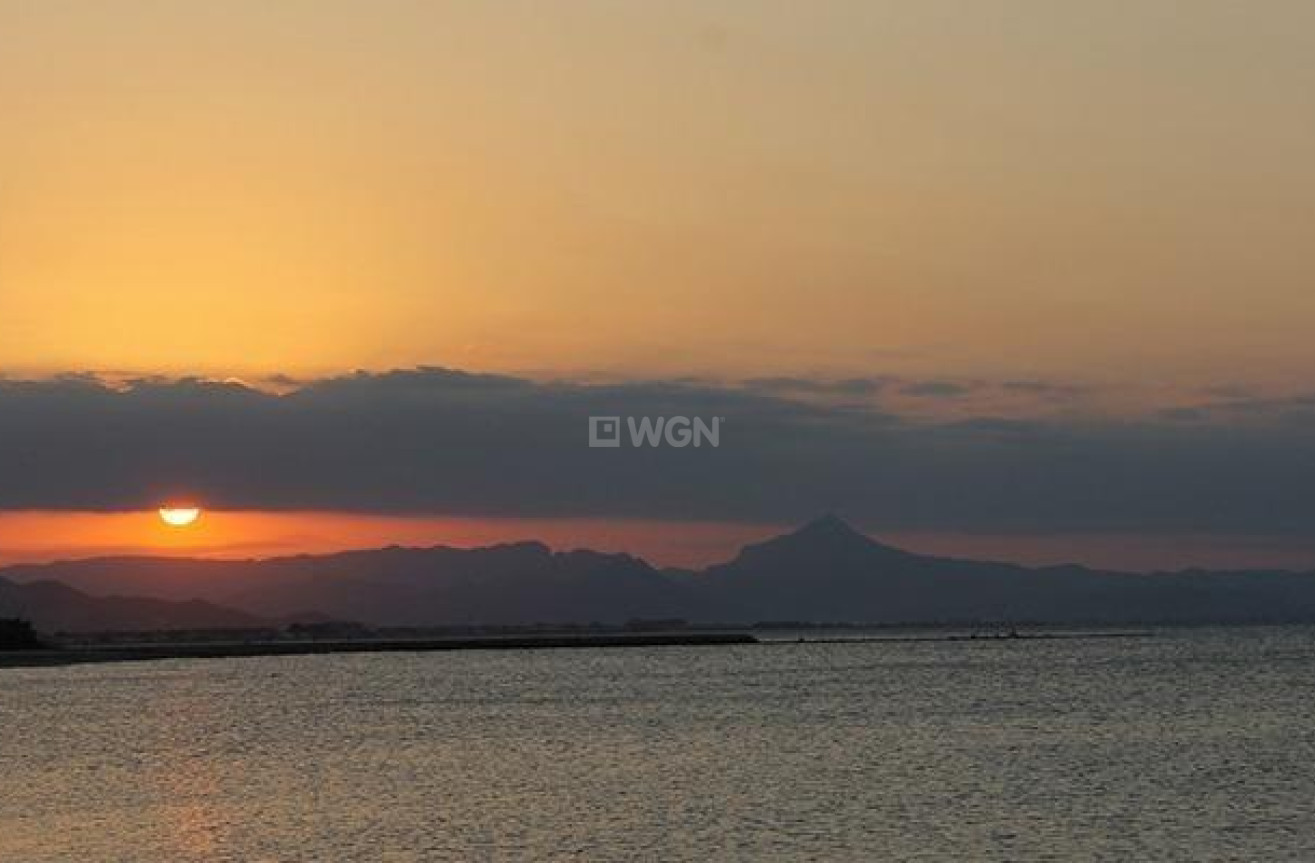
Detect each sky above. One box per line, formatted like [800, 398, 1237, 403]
[2, 2, 1314, 568]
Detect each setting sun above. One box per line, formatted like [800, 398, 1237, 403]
[158, 507, 201, 528]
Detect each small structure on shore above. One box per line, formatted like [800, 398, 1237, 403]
[0, 618, 44, 651]
[287, 620, 374, 640]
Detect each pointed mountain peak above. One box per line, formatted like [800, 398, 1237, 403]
[792, 512, 863, 539]
[727, 514, 908, 567]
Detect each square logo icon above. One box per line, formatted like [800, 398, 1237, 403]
[589, 416, 622, 447]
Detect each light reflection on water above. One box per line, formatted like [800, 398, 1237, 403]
[2, 626, 1314, 862]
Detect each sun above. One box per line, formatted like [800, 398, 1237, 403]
[158, 506, 202, 528]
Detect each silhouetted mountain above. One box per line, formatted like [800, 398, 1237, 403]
[6, 517, 1315, 626]
[696, 516, 1315, 623]
[0, 574, 264, 634]
[1, 543, 691, 626]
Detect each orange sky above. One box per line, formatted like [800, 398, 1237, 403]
[2, 4, 1315, 571]
[0, 511, 778, 569]
[2, 1, 1314, 386]
[5, 511, 1315, 574]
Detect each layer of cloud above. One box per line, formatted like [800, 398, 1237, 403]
[2, 367, 1315, 535]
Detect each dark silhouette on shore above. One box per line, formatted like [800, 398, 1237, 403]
[0, 618, 43, 650]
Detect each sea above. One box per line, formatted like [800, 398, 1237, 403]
[2, 626, 1313, 861]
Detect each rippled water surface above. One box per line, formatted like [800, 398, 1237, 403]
[2, 627, 1314, 861]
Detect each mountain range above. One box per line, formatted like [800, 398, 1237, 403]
[5, 515, 1315, 633]
[0, 575, 262, 634]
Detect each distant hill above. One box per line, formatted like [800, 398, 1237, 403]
[0, 543, 691, 627]
[6, 516, 1315, 628]
[0, 575, 264, 634]
[696, 515, 1315, 624]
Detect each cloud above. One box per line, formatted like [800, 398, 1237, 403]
[898, 380, 977, 399]
[3, 368, 1315, 536]
[741, 376, 892, 397]
[999, 380, 1091, 401]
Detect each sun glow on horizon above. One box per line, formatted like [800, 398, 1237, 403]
[158, 507, 202, 528]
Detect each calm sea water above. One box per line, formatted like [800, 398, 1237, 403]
[2, 627, 1313, 862]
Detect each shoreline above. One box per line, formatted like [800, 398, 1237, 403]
[758, 630, 1155, 644]
[0, 628, 1170, 670]
[0, 631, 758, 669]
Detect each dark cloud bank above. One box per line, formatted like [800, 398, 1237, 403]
[2, 367, 1315, 536]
